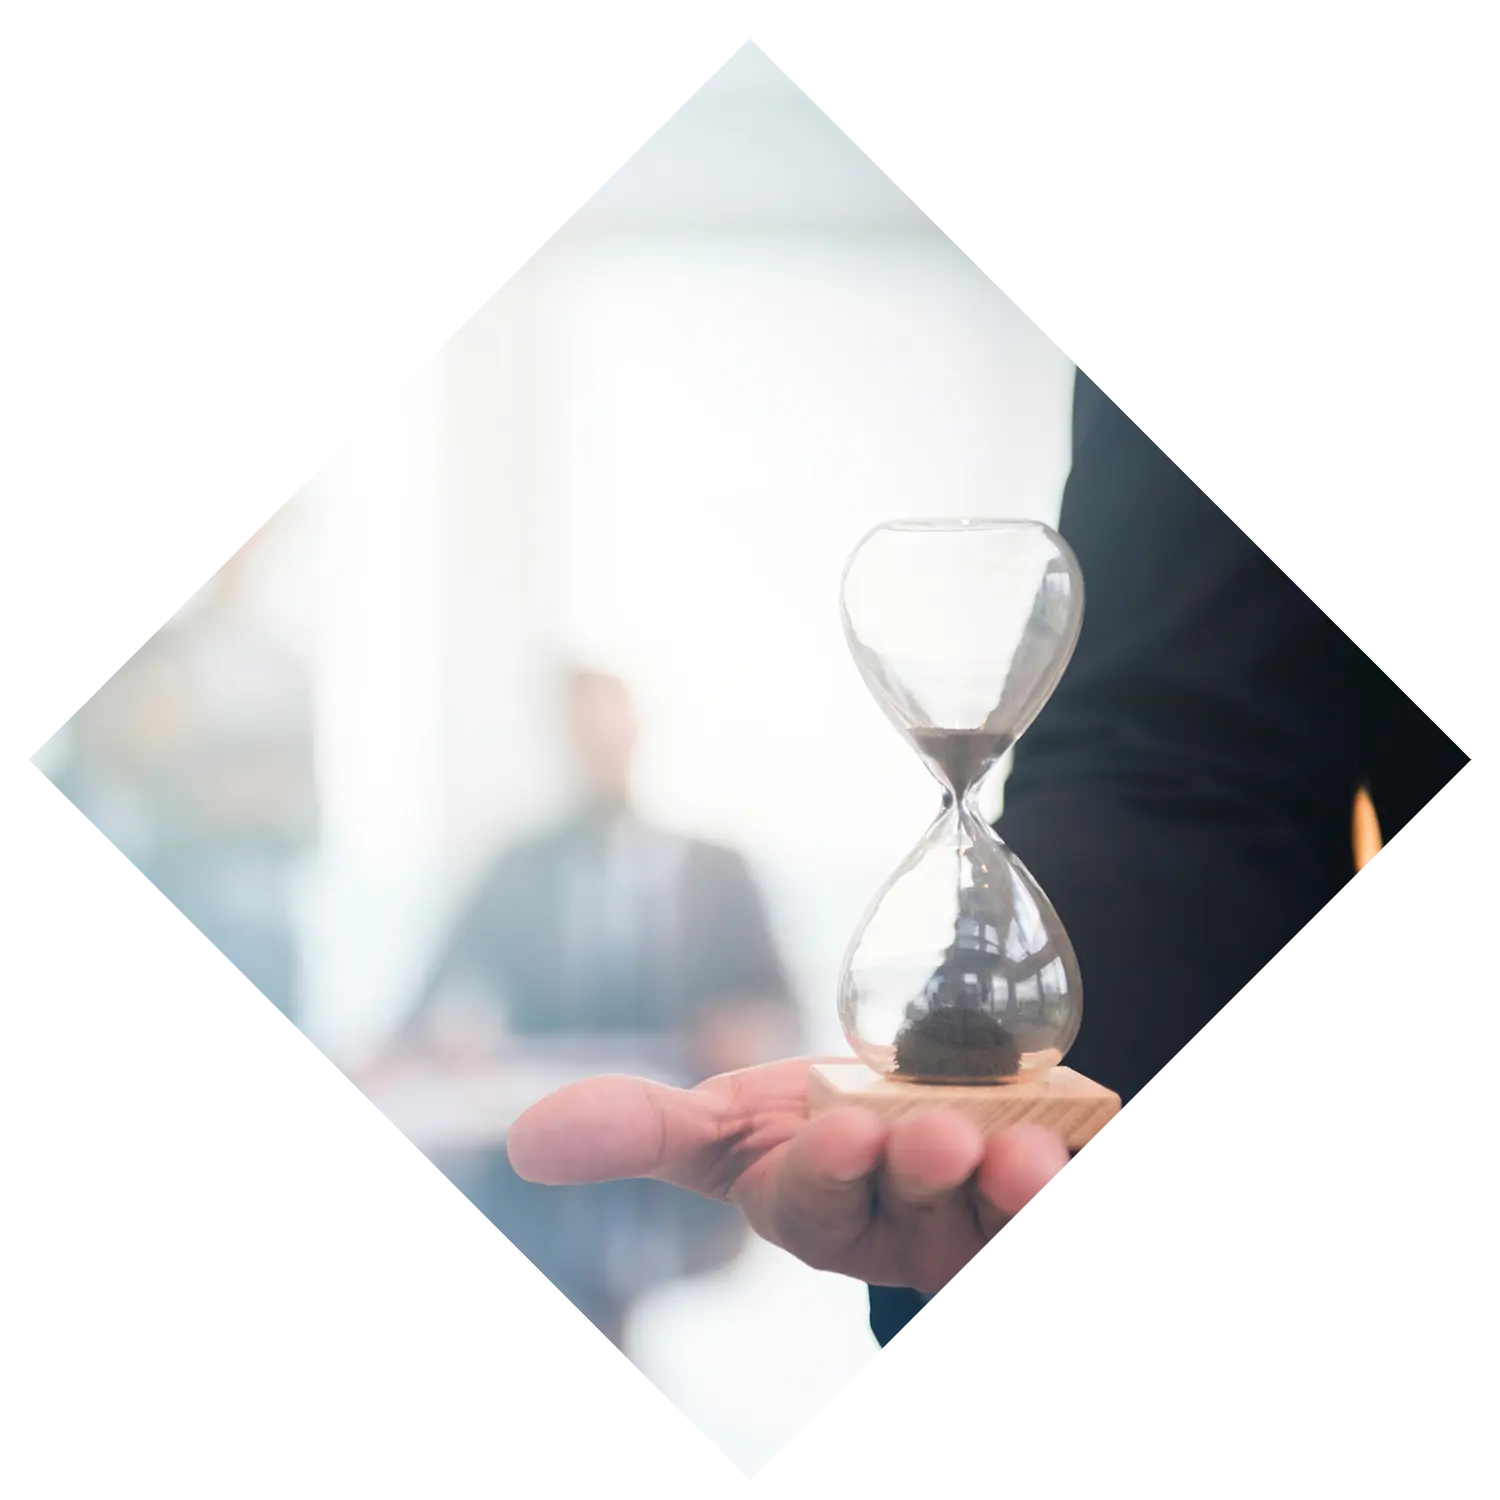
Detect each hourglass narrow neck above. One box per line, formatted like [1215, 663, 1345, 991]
[912, 725, 1011, 810]
[924, 804, 996, 876]
[929, 795, 1000, 853]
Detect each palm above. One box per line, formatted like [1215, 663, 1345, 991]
[508, 1056, 1069, 1294]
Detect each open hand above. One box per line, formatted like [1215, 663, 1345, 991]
[507, 1057, 1069, 1293]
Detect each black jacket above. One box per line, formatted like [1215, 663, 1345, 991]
[869, 370, 1468, 1346]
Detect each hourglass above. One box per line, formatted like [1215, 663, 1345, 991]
[807, 519, 1121, 1149]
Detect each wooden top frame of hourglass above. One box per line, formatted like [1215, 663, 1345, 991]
[806, 1062, 1121, 1151]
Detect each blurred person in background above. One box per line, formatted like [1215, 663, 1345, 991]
[374, 667, 799, 1350]
[48, 534, 318, 1024]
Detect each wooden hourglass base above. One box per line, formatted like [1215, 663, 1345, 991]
[807, 1062, 1121, 1150]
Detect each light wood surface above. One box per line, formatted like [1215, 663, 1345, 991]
[807, 1061, 1121, 1150]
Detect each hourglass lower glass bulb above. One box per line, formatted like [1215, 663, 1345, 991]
[839, 762, 1083, 1080]
[807, 518, 1122, 1146]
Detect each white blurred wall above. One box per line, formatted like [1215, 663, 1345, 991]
[298, 41, 1076, 1065]
[543, 230, 1073, 1051]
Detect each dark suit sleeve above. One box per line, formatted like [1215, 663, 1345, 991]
[1003, 373, 1467, 1104]
[868, 370, 1467, 1346]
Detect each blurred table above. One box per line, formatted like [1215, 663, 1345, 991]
[360, 1035, 692, 1152]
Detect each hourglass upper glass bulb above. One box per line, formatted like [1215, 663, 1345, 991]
[836, 518, 1086, 1085]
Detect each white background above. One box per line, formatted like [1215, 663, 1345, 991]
[2, 3, 1495, 1497]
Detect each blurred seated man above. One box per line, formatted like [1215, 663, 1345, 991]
[378, 668, 799, 1349]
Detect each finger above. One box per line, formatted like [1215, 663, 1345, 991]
[973, 1123, 1071, 1235]
[872, 1110, 992, 1292]
[507, 1075, 716, 1188]
[756, 1106, 886, 1256]
[882, 1109, 986, 1210]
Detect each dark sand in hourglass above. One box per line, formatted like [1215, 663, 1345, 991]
[898, 726, 1023, 1084]
[894, 1003, 1022, 1083]
[911, 726, 1009, 799]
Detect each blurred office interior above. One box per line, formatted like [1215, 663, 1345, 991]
[38, 44, 1079, 1473]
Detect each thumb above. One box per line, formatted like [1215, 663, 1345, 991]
[507, 1075, 719, 1190]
